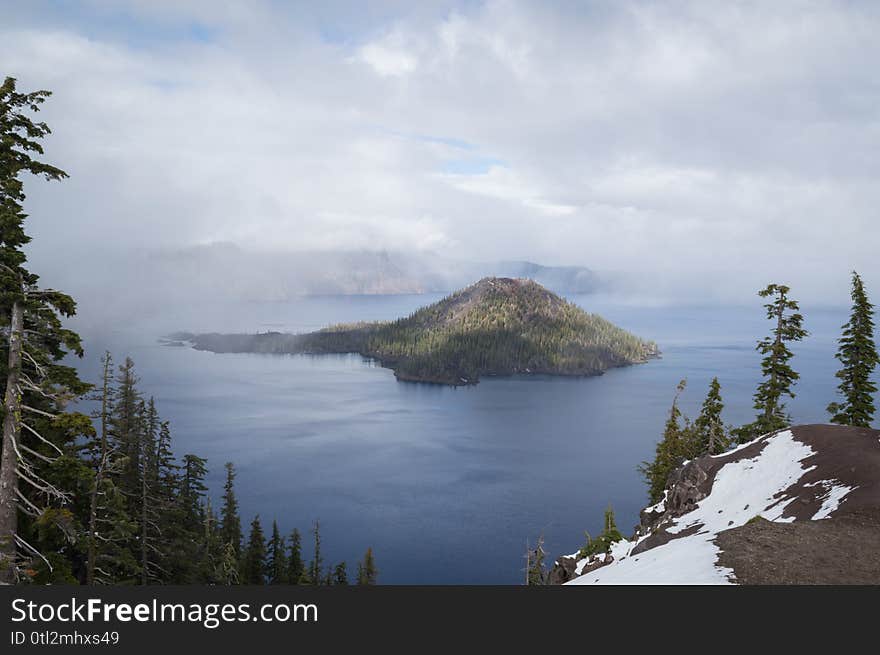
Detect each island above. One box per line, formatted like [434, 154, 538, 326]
[171, 277, 659, 385]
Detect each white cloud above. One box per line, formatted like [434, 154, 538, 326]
[440, 165, 576, 216]
[1, 0, 878, 305]
[357, 31, 419, 77]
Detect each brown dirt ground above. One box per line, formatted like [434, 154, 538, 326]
[716, 509, 880, 584]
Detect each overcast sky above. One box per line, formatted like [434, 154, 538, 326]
[2, 0, 879, 304]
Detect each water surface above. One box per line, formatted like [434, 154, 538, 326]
[70, 295, 849, 583]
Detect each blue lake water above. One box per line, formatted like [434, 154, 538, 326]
[69, 295, 852, 583]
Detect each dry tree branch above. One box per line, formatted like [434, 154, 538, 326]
[14, 534, 53, 573]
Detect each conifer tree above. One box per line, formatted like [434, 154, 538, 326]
[180, 454, 208, 529]
[218, 541, 239, 585]
[577, 506, 625, 559]
[828, 272, 878, 427]
[83, 352, 136, 584]
[219, 462, 242, 560]
[167, 453, 209, 583]
[138, 398, 160, 584]
[154, 420, 179, 501]
[525, 537, 545, 586]
[109, 358, 142, 499]
[0, 77, 91, 583]
[266, 520, 287, 584]
[333, 562, 348, 585]
[356, 547, 378, 585]
[199, 497, 222, 584]
[309, 520, 323, 586]
[736, 284, 808, 442]
[694, 377, 729, 455]
[603, 506, 620, 537]
[153, 419, 195, 583]
[242, 515, 266, 585]
[639, 380, 688, 504]
[286, 528, 305, 584]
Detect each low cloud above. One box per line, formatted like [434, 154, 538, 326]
[1, 0, 877, 308]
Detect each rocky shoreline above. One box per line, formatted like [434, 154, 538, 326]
[550, 424, 880, 585]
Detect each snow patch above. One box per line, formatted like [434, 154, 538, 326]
[669, 429, 815, 535]
[568, 430, 817, 585]
[572, 532, 733, 585]
[645, 490, 667, 515]
[808, 480, 857, 520]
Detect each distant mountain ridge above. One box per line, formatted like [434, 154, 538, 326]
[173, 277, 657, 385]
[146, 243, 607, 300]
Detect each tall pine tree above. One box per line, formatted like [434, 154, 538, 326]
[693, 377, 729, 455]
[736, 284, 808, 442]
[219, 462, 242, 561]
[333, 562, 348, 585]
[84, 352, 136, 584]
[828, 271, 878, 427]
[309, 520, 323, 586]
[357, 547, 378, 585]
[286, 528, 305, 584]
[0, 77, 90, 583]
[639, 379, 688, 504]
[266, 520, 286, 584]
[242, 515, 266, 585]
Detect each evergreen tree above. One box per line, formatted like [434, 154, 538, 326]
[736, 284, 808, 442]
[219, 462, 242, 560]
[108, 358, 142, 500]
[286, 528, 305, 584]
[154, 420, 179, 502]
[333, 562, 348, 585]
[242, 515, 266, 585]
[577, 506, 625, 559]
[693, 377, 729, 455]
[525, 536, 545, 586]
[266, 520, 287, 584]
[138, 398, 160, 584]
[180, 454, 208, 528]
[153, 419, 195, 583]
[639, 380, 688, 504]
[308, 520, 323, 586]
[175, 453, 209, 583]
[218, 541, 239, 585]
[603, 506, 619, 535]
[356, 547, 378, 585]
[83, 352, 136, 584]
[0, 76, 90, 584]
[199, 497, 223, 584]
[828, 271, 878, 427]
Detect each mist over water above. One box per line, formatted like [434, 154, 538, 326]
[69, 295, 847, 583]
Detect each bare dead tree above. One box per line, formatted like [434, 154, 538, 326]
[0, 280, 82, 582]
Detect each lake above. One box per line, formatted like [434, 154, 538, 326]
[69, 295, 849, 583]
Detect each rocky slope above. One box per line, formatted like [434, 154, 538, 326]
[174, 277, 658, 385]
[551, 424, 880, 584]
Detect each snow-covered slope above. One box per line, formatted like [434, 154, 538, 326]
[557, 424, 880, 585]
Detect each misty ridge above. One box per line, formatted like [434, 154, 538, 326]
[147, 243, 614, 298]
[56, 240, 856, 337]
[64, 242, 648, 329]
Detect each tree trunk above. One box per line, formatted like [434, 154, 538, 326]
[0, 301, 24, 584]
[141, 458, 148, 585]
[763, 295, 786, 425]
[86, 354, 112, 585]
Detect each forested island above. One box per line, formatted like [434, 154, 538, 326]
[173, 277, 659, 385]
